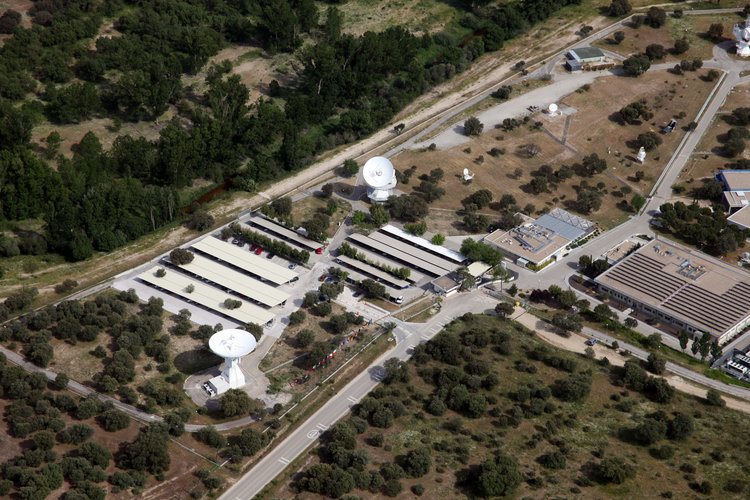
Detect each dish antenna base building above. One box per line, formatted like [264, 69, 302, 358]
[735, 16, 750, 57]
[363, 156, 397, 203]
[205, 329, 257, 395]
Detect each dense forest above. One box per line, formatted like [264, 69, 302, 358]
[0, 0, 583, 263]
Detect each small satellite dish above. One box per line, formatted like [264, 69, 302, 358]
[463, 168, 469, 176]
[548, 103, 559, 115]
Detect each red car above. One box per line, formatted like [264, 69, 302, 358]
[255, 248, 262, 255]
[316, 247, 323, 255]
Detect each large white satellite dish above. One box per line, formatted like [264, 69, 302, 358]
[362, 156, 397, 203]
[363, 156, 396, 188]
[205, 328, 257, 394]
[209, 328, 256, 358]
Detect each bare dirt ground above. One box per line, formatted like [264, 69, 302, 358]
[512, 309, 750, 415]
[594, 13, 724, 63]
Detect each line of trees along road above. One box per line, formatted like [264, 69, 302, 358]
[0, 0, 583, 264]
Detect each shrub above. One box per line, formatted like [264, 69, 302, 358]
[538, 451, 566, 470]
[706, 388, 725, 407]
[289, 310, 306, 326]
[464, 116, 484, 136]
[297, 329, 315, 348]
[169, 248, 194, 265]
[101, 409, 131, 432]
[595, 456, 635, 484]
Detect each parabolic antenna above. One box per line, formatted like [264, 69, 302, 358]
[548, 103, 558, 113]
[363, 156, 396, 189]
[463, 168, 469, 176]
[209, 328, 257, 358]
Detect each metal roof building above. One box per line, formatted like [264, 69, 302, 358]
[335, 255, 409, 289]
[246, 216, 321, 251]
[192, 237, 296, 285]
[595, 238, 750, 344]
[367, 231, 458, 273]
[176, 254, 290, 307]
[347, 233, 446, 277]
[568, 47, 605, 63]
[139, 267, 275, 325]
[380, 225, 466, 264]
[341, 244, 428, 282]
[330, 264, 402, 295]
[535, 208, 595, 242]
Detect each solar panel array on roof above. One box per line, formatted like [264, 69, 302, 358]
[192, 237, 296, 285]
[596, 238, 750, 338]
[177, 254, 289, 307]
[246, 216, 320, 251]
[138, 268, 274, 325]
[380, 225, 466, 263]
[348, 233, 446, 277]
[335, 255, 409, 289]
[535, 208, 595, 242]
[330, 264, 402, 295]
[600, 253, 686, 303]
[340, 244, 427, 282]
[367, 231, 458, 273]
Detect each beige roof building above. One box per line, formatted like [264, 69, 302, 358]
[484, 209, 595, 267]
[595, 238, 750, 344]
[484, 225, 570, 266]
[728, 204, 750, 231]
[724, 191, 749, 213]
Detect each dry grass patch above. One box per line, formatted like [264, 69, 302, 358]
[693, 81, 750, 156]
[395, 70, 714, 231]
[336, 0, 459, 37]
[595, 13, 727, 62]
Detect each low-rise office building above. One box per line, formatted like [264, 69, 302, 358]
[594, 238, 750, 344]
[484, 208, 595, 268]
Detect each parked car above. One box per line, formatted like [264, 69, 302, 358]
[254, 248, 262, 255]
[316, 247, 324, 255]
[353, 291, 362, 298]
[267, 253, 275, 259]
[290, 276, 299, 283]
[585, 338, 598, 346]
[289, 263, 297, 270]
[662, 118, 677, 133]
[325, 277, 333, 283]
[394, 295, 404, 305]
[318, 275, 326, 282]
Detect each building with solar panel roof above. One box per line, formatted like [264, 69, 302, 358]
[595, 237, 750, 345]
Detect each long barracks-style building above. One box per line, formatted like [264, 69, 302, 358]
[594, 237, 750, 345]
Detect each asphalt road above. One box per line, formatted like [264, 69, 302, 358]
[218, 292, 496, 500]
